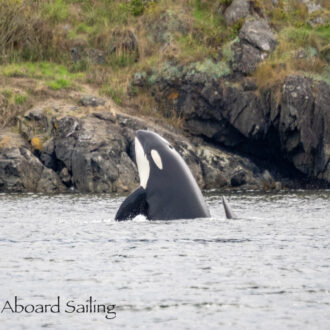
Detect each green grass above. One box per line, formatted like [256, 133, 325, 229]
[0, 62, 84, 90]
[41, 0, 69, 24]
[307, 67, 330, 86]
[14, 94, 27, 105]
[47, 79, 71, 90]
[281, 26, 312, 47]
[1, 89, 13, 99]
[100, 86, 124, 105]
[108, 53, 138, 69]
[314, 24, 330, 40]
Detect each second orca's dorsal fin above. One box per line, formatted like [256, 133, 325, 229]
[222, 196, 237, 219]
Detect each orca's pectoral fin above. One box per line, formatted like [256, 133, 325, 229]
[115, 186, 148, 221]
[222, 196, 237, 219]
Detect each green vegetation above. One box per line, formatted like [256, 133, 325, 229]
[0, 0, 329, 115]
[0, 62, 83, 90]
[255, 20, 330, 88]
[14, 94, 27, 105]
[1, 89, 13, 99]
[42, 0, 69, 24]
[100, 86, 124, 105]
[48, 79, 71, 90]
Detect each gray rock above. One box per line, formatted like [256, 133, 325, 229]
[92, 112, 116, 123]
[233, 41, 266, 74]
[239, 19, 277, 52]
[59, 167, 71, 186]
[0, 147, 66, 193]
[242, 78, 257, 91]
[221, 87, 266, 140]
[132, 72, 147, 87]
[19, 108, 52, 140]
[149, 10, 188, 44]
[261, 170, 277, 190]
[280, 76, 330, 182]
[40, 139, 56, 170]
[53, 115, 138, 193]
[224, 0, 250, 26]
[37, 167, 67, 193]
[79, 95, 106, 107]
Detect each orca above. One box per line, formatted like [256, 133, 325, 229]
[115, 130, 210, 220]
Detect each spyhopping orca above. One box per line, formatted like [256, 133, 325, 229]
[115, 130, 210, 220]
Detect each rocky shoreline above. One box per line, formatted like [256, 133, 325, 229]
[0, 92, 327, 194]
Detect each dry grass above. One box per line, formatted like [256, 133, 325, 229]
[254, 61, 292, 90]
[127, 91, 185, 128]
[85, 65, 110, 86]
[0, 0, 69, 63]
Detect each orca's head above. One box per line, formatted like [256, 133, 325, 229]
[135, 130, 177, 189]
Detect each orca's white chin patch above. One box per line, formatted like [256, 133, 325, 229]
[135, 137, 150, 189]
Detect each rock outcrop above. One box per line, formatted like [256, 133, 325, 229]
[0, 104, 284, 193]
[224, 0, 250, 26]
[279, 76, 330, 182]
[136, 63, 330, 186]
[0, 147, 66, 193]
[233, 19, 277, 74]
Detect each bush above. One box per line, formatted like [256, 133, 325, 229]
[130, 0, 144, 16]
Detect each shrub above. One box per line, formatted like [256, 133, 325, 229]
[130, 0, 144, 16]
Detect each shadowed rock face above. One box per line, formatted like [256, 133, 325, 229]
[279, 76, 330, 182]
[143, 65, 330, 186]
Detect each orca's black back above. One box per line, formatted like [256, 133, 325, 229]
[146, 148, 210, 220]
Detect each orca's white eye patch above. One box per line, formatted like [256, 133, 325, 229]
[151, 149, 163, 170]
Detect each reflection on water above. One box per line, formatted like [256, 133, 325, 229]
[0, 191, 329, 329]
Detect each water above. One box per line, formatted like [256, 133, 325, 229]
[0, 191, 329, 330]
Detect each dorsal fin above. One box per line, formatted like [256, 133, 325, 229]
[222, 196, 237, 219]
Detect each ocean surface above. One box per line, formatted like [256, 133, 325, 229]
[0, 191, 329, 329]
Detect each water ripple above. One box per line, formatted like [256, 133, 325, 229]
[0, 190, 329, 329]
